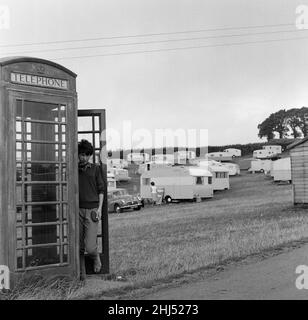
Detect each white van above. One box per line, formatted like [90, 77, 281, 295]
[140, 165, 213, 202]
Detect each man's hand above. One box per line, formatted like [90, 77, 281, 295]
[96, 208, 102, 220]
[96, 193, 104, 220]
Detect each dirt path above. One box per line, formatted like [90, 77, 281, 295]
[138, 243, 308, 300]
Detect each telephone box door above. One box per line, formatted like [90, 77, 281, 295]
[78, 109, 109, 274]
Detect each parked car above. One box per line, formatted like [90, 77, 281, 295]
[108, 188, 142, 213]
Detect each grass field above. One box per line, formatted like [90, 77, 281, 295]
[108, 172, 308, 282]
[4, 171, 308, 300]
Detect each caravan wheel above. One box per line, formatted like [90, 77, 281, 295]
[165, 195, 172, 204]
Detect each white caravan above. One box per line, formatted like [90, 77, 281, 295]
[107, 173, 117, 189]
[223, 148, 242, 157]
[253, 149, 278, 159]
[271, 157, 291, 182]
[107, 167, 131, 182]
[107, 158, 128, 169]
[151, 154, 175, 164]
[205, 152, 233, 162]
[249, 159, 272, 173]
[138, 161, 171, 174]
[194, 158, 240, 176]
[263, 145, 282, 154]
[140, 165, 213, 202]
[220, 162, 240, 176]
[174, 150, 196, 164]
[197, 161, 229, 191]
[127, 152, 150, 164]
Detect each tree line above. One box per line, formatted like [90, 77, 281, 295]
[258, 107, 308, 141]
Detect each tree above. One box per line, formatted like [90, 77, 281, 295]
[296, 107, 308, 137]
[270, 109, 289, 139]
[258, 107, 308, 140]
[285, 108, 301, 138]
[257, 117, 275, 141]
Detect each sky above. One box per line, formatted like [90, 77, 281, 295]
[1, 0, 308, 149]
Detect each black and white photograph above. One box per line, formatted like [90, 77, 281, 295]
[1, 0, 308, 306]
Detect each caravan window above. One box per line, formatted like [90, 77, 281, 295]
[215, 172, 226, 179]
[143, 178, 150, 185]
[208, 177, 212, 184]
[195, 176, 204, 185]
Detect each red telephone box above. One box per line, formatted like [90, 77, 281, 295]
[0, 57, 109, 287]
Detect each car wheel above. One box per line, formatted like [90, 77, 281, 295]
[133, 206, 141, 211]
[114, 204, 122, 214]
[165, 195, 172, 204]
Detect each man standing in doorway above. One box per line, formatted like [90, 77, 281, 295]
[78, 139, 105, 280]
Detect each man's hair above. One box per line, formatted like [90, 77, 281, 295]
[78, 139, 94, 156]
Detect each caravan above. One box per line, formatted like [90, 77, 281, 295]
[271, 157, 291, 182]
[263, 145, 282, 154]
[138, 161, 169, 174]
[197, 160, 230, 191]
[253, 145, 281, 159]
[223, 148, 242, 157]
[107, 167, 131, 182]
[205, 152, 233, 162]
[140, 165, 213, 202]
[174, 150, 196, 164]
[249, 159, 272, 173]
[127, 152, 150, 164]
[151, 154, 175, 164]
[107, 158, 128, 169]
[107, 173, 117, 190]
[220, 162, 240, 176]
